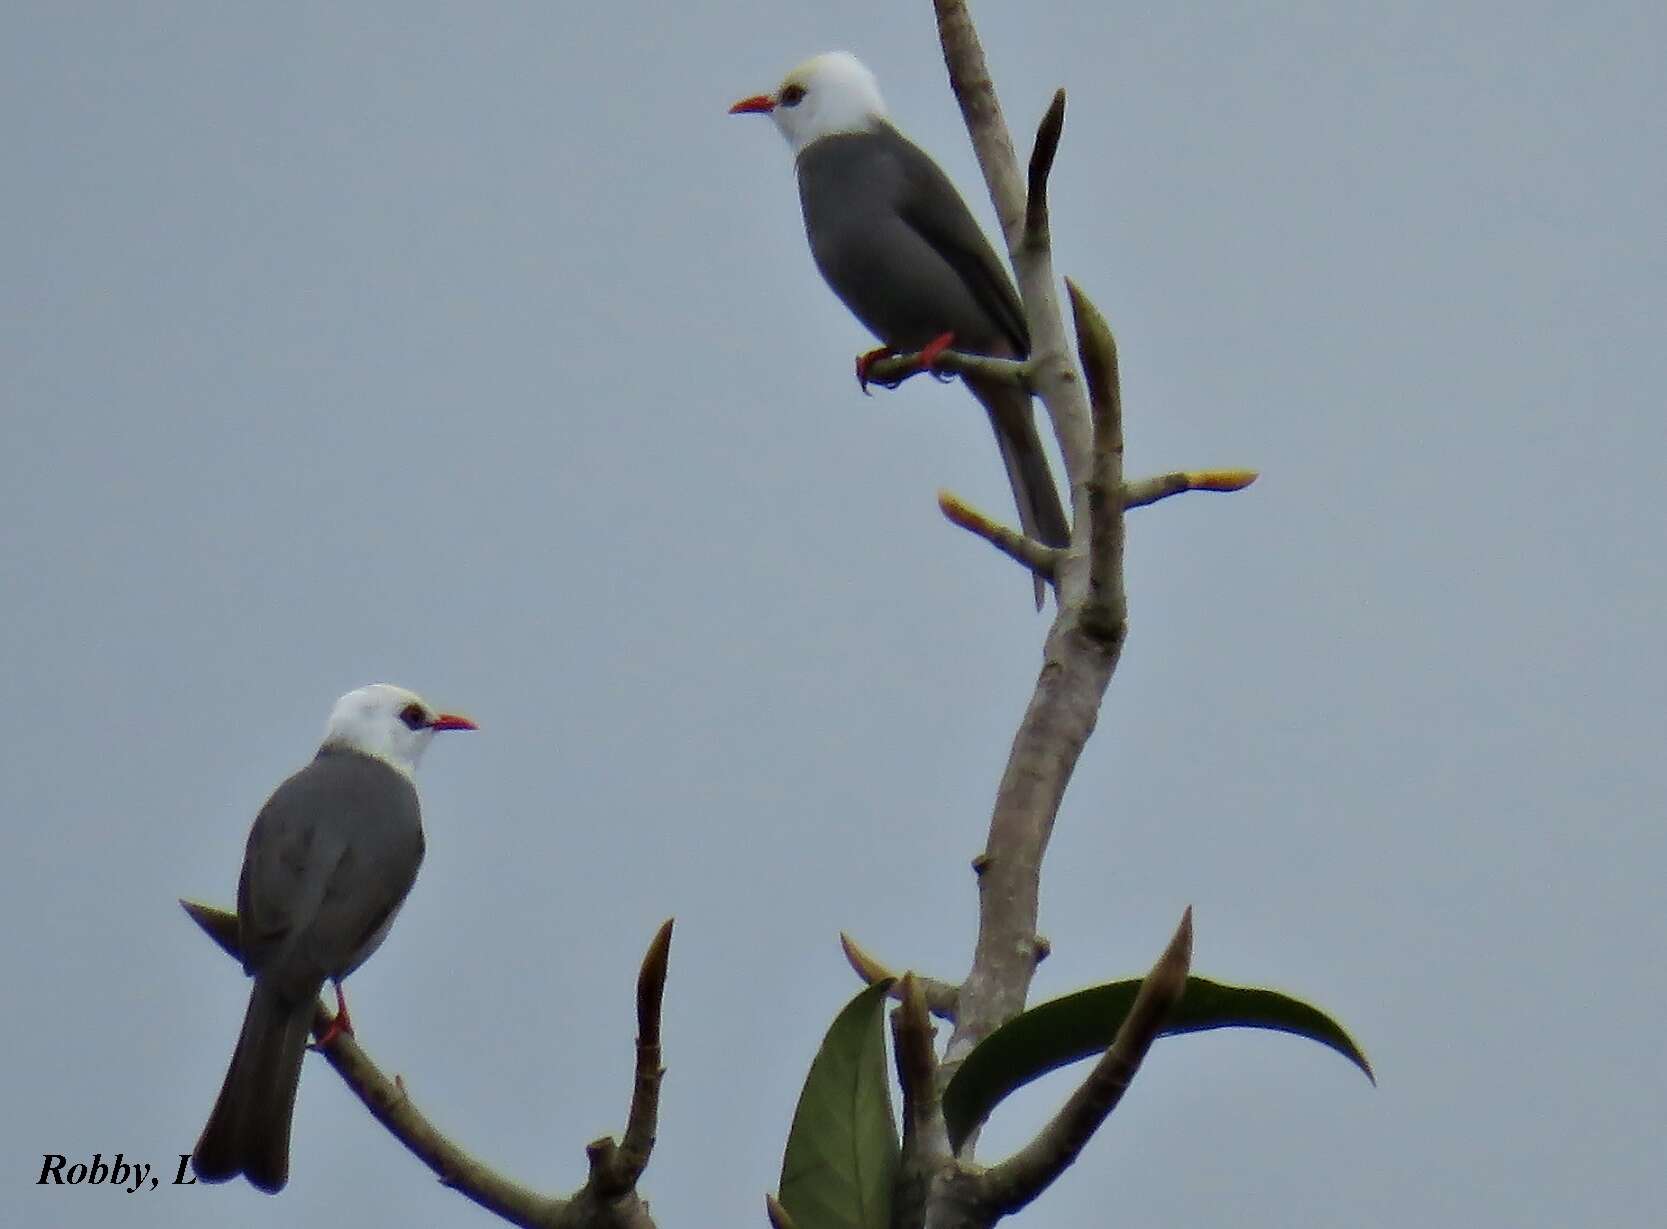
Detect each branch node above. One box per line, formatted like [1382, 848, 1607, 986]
[979, 907, 1195, 1214]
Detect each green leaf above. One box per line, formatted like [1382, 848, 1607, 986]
[778, 980, 900, 1229]
[943, 976, 1373, 1151]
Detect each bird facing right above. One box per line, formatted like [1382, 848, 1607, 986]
[191, 683, 476, 1193]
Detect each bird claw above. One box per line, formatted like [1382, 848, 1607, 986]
[855, 346, 898, 395]
[855, 332, 957, 393]
[310, 983, 355, 1050]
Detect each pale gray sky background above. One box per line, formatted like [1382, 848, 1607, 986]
[4, 3, 1663, 1226]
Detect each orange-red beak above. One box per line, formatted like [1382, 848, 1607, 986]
[729, 94, 776, 115]
[429, 712, 478, 732]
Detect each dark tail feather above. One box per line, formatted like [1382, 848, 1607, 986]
[968, 376, 1070, 608]
[192, 980, 312, 1193]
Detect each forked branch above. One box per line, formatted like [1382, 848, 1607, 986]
[931, 4, 1117, 1098]
[181, 900, 666, 1229]
[980, 909, 1193, 1214]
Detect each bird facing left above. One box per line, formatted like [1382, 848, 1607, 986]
[190, 683, 477, 1193]
[729, 51, 1070, 608]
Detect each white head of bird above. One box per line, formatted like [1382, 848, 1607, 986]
[730, 52, 888, 155]
[321, 683, 477, 776]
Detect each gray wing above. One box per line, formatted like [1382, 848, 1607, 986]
[796, 126, 1064, 602]
[798, 128, 1026, 358]
[888, 125, 1029, 357]
[237, 751, 424, 1001]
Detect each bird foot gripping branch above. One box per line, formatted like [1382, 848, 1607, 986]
[730, 51, 1069, 594]
[310, 983, 355, 1050]
[855, 345, 899, 393]
[856, 332, 959, 393]
[917, 331, 958, 380]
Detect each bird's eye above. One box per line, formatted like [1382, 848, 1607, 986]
[399, 703, 428, 731]
[779, 84, 806, 107]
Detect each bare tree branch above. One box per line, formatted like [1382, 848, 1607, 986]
[945, 627, 1120, 1088]
[1124, 468, 1259, 509]
[924, 1164, 989, 1229]
[933, 0, 1093, 494]
[936, 491, 1062, 581]
[182, 900, 661, 1229]
[326, 1036, 564, 1227]
[892, 974, 943, 1149]
[586, 919, 673, 1198]
[1068, 279, 1128, 645]
[931, 2, 1023, 244]
[863, 348, 1034, 390]
[920, 19, 1248, 1224]
[1025, 90, 1067, 248]
[891, 974, 950, 1229]
[979, 908, 1194, 1214]
[928, 7, 1125, 1106]
[840, 932, 960, 1021]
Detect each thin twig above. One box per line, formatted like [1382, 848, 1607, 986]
[891, 974, 942, 1147]
[936, 491, 1062, 581]
[892, 974, 950, 1229]
[1068, 279, 1128, 645]
[1025, 90, 1067, 248]
[979, 908, 1194, 1214]
[840, 932, 960, 1021]
[1124, 469, 1259, 509]
[182, 900, 660, 1229]
[590, 919, 673, 1198]
[863, 348, 1032, 390]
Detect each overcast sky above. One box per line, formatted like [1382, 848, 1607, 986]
[3, 3, 1663, 1226]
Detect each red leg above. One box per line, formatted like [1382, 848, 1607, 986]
[311, 982, 355, 1049]
[857, 332, 959, 393]
[917, 331, 956, 378]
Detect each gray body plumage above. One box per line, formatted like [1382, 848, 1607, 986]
[191, 748, 424, 1193]
[796, 124, 1069, 594]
